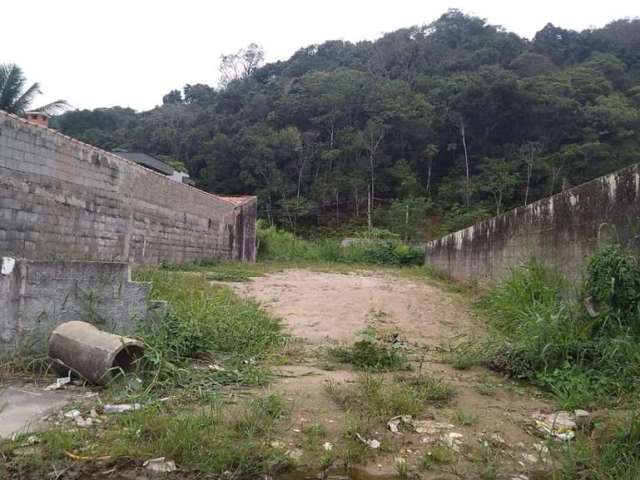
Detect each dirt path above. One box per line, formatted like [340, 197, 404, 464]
[233, 269, 476, 345]
[233, 268, 554, 480]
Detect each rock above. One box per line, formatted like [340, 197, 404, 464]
[102, 403, 141, 414]
[442, 432, 464, 452]
[574, 409, 591, 429]
[413, 420, 454, 435]
[323, 442, 334, 451]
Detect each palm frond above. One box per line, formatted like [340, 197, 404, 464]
[0, 64, 34, 113]
[32, 99, 72, 116]
[12, 82, 41, 115]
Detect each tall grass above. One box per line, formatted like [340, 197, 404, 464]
[257, 224, 423, 266]
[449, 246, 640, 409]
[134, 269, 287, 390]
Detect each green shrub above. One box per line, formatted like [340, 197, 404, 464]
[257, 223, 422, 266]
[457, 249, 640, 407]
[585, 244, 640, 334]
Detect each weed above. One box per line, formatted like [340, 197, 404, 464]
[419, 443, 454, 471]
[552, 412, 640, 479]
[133, 269, 286, 391]
[447, 250, 640, 408]
[455, 409, 479, 426]
[1, 394, 292, 478]
[327, 327, 409, 371]
[395, 457, 409, 479]
[327, 373, 455, 420]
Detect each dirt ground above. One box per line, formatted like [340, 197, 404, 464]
[234, 269, 554, 480]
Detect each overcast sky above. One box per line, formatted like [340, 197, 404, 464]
[5, 0, 638, 112]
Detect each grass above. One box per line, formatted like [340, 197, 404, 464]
[133, 268, 288, 392]
[418, 443, 455, 471]
[1, 394, 292, 479]
[326, 373, 455, 467]
[327, 373, 455, 422]
[327, 327, 409, 371]
[258, 224, 423, 266]
[445, 248, 640, 409]
[455, 409, 479, 426]
[1, 266, 295, 479]
[550, 412, 640, 479]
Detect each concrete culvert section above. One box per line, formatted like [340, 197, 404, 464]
[48, 321, 144, 386]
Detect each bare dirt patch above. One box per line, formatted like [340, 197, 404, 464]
[233, 269, 476, 345]
[234, 268, 554, 479]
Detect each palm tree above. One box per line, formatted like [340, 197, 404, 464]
[0, 63, 70, 115]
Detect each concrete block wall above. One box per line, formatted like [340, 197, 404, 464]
[0, 258, 152, 354]
[425, 163, 640, 284]
[0, 110, 257, 264]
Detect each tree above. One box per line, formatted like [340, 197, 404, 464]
[162, 89, 183, 104]
[219, 43, 264, 87]
[0, 63, 69, 115]
[475, 157, 519, 215]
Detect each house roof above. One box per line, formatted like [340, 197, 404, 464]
[114, 151, 174, 176]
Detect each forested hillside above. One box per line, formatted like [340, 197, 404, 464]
[53, 10, 640, 239]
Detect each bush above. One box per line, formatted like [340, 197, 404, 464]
[257, 223, 423, 266]
[585, 244, 640, 334]
[454, 249, 640, 407]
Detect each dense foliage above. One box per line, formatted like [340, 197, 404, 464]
[451, 246, 640, 409]
[51, 10, 640, 238]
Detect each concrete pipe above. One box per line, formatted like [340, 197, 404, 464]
[49, 321, 144, 386]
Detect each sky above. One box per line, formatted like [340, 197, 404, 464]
[5, 0, 638, 112]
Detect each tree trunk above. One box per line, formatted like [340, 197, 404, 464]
[335, 190, 340, 226]
[354, 186, 359, 217]
[426, 158, 432, 197]
[460, 119, 470, 207]
[404, 204, 409, 242]
[367, 185, 373, 232]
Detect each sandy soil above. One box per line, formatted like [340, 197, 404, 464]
[233, 269, 476, 345]
[234, 268, 554, 479]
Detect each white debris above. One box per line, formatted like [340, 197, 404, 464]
[74, 416, 93, 428]
[144, 457, 177, 473]
[356, 433, 380, 449]
[286, 448, 304, 460]
[103, 403, 141, 414]
[64, 409, 81, 419]
[511, 475, 529, 480]
[21, 436, 39, 446]
[533, 411, 577, 441]
[208, 364, 226, 372]
[44, 376, 71, 391]
[323, 442, 334, 451]
[521, 453, 538, 464]
[1, 257, 15, 275]
[270, 441, 285, 449]
[387, 415, 412, 434]
[442, 432, 464, 452]
[414, 420, 454, 435]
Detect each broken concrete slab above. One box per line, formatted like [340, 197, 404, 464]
[0, 383, 76, 438]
